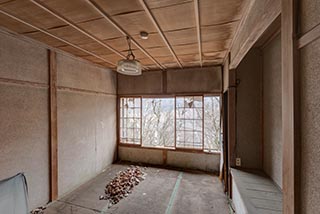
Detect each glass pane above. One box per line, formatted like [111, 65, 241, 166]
[142, 98, 175, 148]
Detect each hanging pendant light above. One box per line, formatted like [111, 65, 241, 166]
[117, 36, 142, 76]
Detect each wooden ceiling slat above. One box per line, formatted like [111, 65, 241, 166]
[29, 0, 125, 58]
[139, 0, 182, 68]
[202, 40, 231, 53]
[150, 1, 195, 31]
[194, 0, 202, 66]
[172, 43, 199, 55]
[0, 13, 34, 33]
[0, 9, 115, 66]
[86, 0, 165, 70]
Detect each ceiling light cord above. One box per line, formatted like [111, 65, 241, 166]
[126, 36, 135, 60]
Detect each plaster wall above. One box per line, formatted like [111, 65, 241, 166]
[236, 48, 262, 169]
[0, 31, 50, 209]
[262, 34, 282, 188]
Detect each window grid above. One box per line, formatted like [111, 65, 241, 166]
[119, 95, 221, 153]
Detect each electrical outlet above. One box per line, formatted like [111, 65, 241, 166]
[236, 158, 241, 166]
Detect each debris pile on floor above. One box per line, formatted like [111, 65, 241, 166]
[30, 206, 46, 214]
[99, 166, 146, 207]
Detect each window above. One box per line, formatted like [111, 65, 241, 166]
[176, 96, 203, 149]
[142, 98, 174, 148]
[120, 97, 141, 144]
[119, 95, 221, 152]
[204, 96, 221, 152]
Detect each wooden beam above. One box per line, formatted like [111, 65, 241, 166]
[282, 0, 300, 213]
[194, 0, 202, 67]
[228, 69, 237, 168]
[0, 9, 116, 66]
[298, 22, 320, 49]
[86, 0, 165, 70]
[229, 0, 281, 69]
[30, 0, 125, 59]
[139, 0, 183, 68]
[49, 50, 58, 201]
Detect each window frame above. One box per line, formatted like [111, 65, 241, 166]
[118, 93, 221, 154]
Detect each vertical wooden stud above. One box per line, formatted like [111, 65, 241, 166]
[49, 50, 58, 201]
[282, 0, 300, 213]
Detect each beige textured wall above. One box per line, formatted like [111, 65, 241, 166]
[0, 31, 50, 209]
[300, 38, 320, 214]
[236, 48, 263, 169]
[118, 66, 222, 95]
[262, 34, 282, 188]
[299, 1, 320, 212]
[0, 29, 117, 208]
[57, 54, 117, 197]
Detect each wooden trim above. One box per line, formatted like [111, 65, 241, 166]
[298, 22, 320, 49]
[228, 69, 236, 168]
[57, 86, 116, 96]
[118, 92, 222, 97]
[194, 0, 202, 67]
[139, 0, 183, 68]
[162, 70, 167, 94]
[0, 9, 115, 66]
[49, 50, 58, 201]
[86, 0, 165, 70]
[30, 0, 125, 59]
[0, 77, 48, 88]
[282, 0, 300, 213]
[163, 150, 167, 165]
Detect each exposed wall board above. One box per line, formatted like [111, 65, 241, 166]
[236, 48, 262, 169]
[57, 53, 116, 93]
[262, 34, 282, 188]
[167, 151, 220, 172]
[166, 67, 222, 93]
[230, 0, 281, 69]
[300, 0, 320, 35]
[118, 147, 164, 165]
[118, 146, 220, 172]
[300, 39, 320, 214]
[117, 71, 163, 95]
[0, 84, 49, 209]
[57, 91, 116, 196]
[0, 31, 48, 84]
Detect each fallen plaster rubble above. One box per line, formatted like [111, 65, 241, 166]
[99, 166, 146, 207]
[30, 206, 46, 214]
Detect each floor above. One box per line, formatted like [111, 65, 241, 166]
[44, 163, 230, 214]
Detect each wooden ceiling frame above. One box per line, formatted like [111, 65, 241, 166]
[29, 0, 125, 60]
[194, 0, 202, 67]
[139, 0, 183, 68]
[0, 9, 116, 66]
[86, 0, 165, 70]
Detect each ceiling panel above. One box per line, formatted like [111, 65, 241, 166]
[202, 40, 231, 53]
[78, 42, 115, 56]
[151, 2, 195, 31]
[103, 36, 129, 52]
[37, 0, 102, 23]
[58, 45, 90, 57]
[131, 32, 165, 48]
[93, 0, 143, 16]
[165, 28, 197, 46]
[201, 22, 238, 42]
[0, 13, 35, 33]
[78, 18, 123, 40]
[24, 31, 66, 47]
[48, 25, 94, 45]
[145, 47, 172, 57]
[172, 43, 199, 55]
[0, 0, 66, 29]
[112, 11, 157, 35]
[145, 0, 192, 9]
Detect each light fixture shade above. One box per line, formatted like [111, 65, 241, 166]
[117, 59, 142, 76]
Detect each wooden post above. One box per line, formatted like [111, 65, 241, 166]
[228, 69, 237, 168]
[49, 50, 58, 201]
[282, 0, 300, 213]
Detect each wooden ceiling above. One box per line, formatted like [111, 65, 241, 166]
[0, 0, 247, 71]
